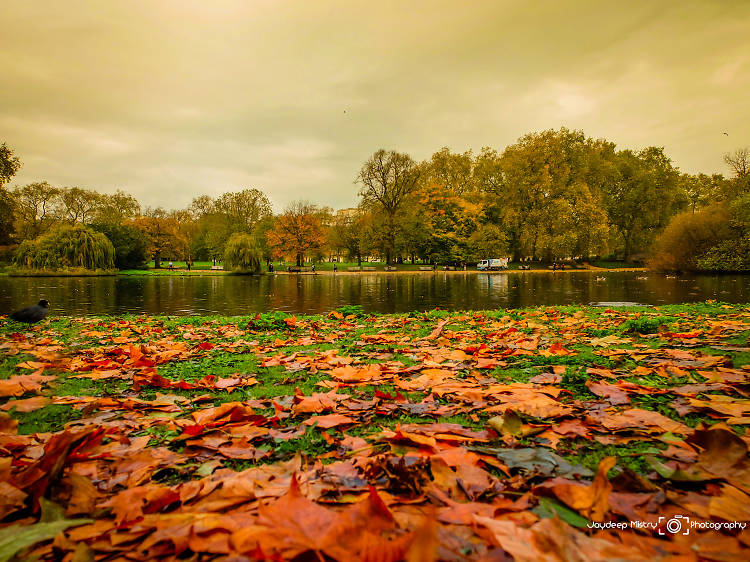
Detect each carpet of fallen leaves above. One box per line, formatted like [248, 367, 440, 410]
[1, 303, 750, 561]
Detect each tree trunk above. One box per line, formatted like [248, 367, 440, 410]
[623, 231, 633, 262]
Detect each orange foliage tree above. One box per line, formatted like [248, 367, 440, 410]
[129, 208, 188, 268]
[267, 202, 326, 266]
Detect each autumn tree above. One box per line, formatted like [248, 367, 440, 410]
[130, 208, 186, 267]
[403, 183, 481, 264]
[649, 205, 733, 271]
[356, 150, 421, 264]
[266, 201, 326, 266]
[328, 208, 379, 265]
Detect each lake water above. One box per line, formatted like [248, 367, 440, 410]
[1, 272, 748, 317]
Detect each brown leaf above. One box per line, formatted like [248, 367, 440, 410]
[475, 515, 648, 561]
[540, 456, 616, 521]
[0, 395, 52, 412]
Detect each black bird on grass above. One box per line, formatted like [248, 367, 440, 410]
[10, 300, 50, 324]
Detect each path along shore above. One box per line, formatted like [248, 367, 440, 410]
[122, 266, 648, 276]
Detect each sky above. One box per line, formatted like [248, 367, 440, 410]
[1, 0, 748, 211]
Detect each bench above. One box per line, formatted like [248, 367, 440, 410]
[347, 267, 361, 272]
[362, 266, 376, 271]
[419, 266, 434, 271]
[384, 266, 396, 271]
[288, 266, 311, 273]
[210, 266, 224, 270]
[442, 266, 456, 271]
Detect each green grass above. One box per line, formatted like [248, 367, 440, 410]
[1, 303, 748, 466]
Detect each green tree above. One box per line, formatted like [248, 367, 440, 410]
[723, 147, 750, 199]
[59, 187, 103, 224]
[188, 189, 273, 261]
[0, 190, 16, 244]
[421, 147, 475, 194]
[466, 224, 508, 262]
[14, 224, 115, 271]
[213, 188, 273, 233]
[491, 129, 612, 260]
[679, 172, 726, 213]
[224, 233, 262, 274]
[90, 222, 149, 269]
[603, 147, 683, 260]
[0, 142, 21, 188]
[94, 190, 141, 224]
[356, 150, 421, 264]
[11, 182, 62, 240]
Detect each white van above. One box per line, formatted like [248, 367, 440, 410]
[477, 258, 508, 270]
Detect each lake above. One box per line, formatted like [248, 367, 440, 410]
[1, 271, 748, 317]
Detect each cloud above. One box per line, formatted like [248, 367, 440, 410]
[1, 0, 749, 206]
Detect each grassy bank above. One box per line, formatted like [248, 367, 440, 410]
[6, 267, 118, 277]
[1, 303, 748, 559]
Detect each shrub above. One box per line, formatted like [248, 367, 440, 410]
[14, 224, 115, 271]
[696, 239, 750, 272]
[648, 205, 733, 272]
[224, 233, 261, 274]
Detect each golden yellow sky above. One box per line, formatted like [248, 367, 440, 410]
[1, 0, 748, 210]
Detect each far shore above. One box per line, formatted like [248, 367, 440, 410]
[115, 265, 648, 276]
[1, 265, 655, 278]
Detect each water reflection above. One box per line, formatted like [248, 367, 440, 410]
[0, 272, 748, 317]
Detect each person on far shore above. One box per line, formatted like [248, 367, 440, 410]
[169, 261, 174, 270]
[187, 261, 191, 271]
[333, 264, 337, 273]
[269, 263, 274, 273]
[312, 264, 316, 273]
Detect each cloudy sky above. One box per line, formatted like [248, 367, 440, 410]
[2, 0, 748, 211]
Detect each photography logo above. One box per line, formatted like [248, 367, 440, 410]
[659, 515, 690, 536]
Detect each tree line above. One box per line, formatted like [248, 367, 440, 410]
[1, 129, 748, 271]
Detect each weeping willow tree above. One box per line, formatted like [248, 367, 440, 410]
[14, 224, 115, 271]
[224, 233, 261, 274]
